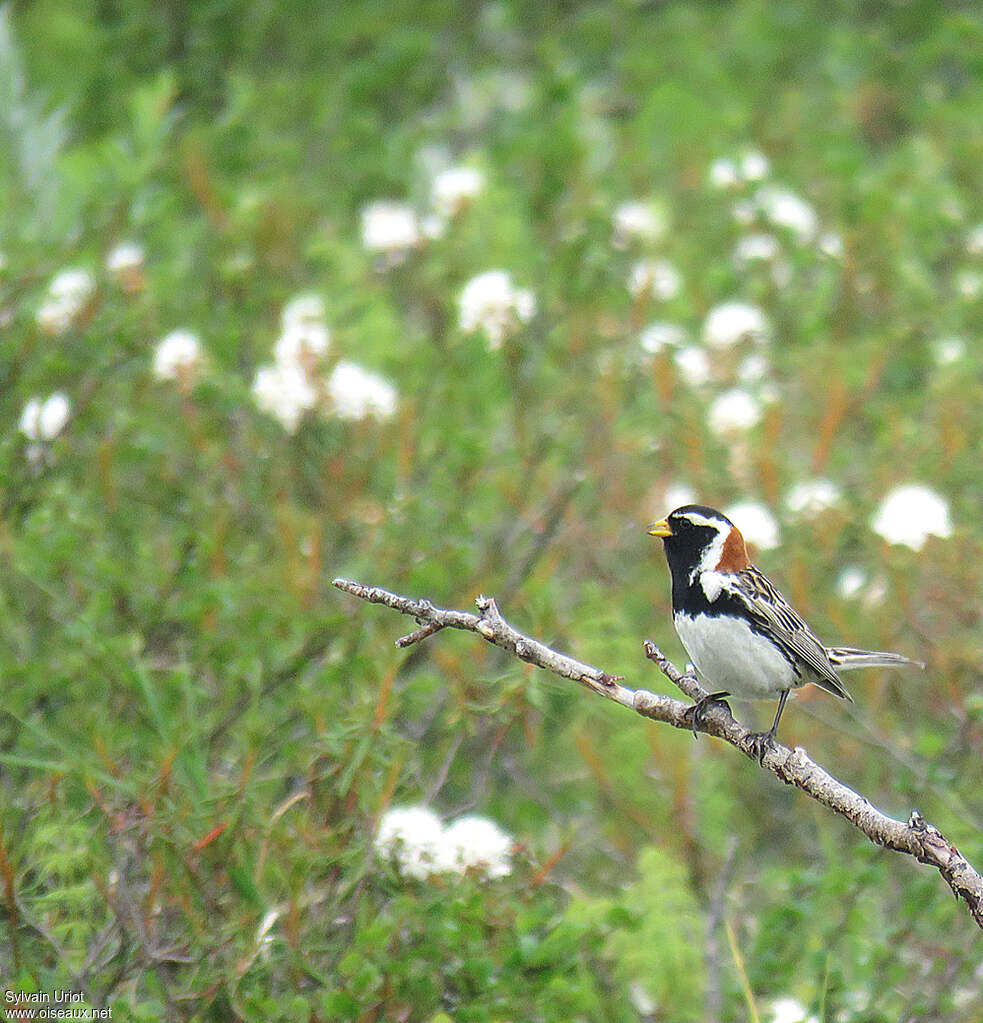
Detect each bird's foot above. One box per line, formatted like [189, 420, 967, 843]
[746, 728, 778, 765]
[687, 691, 732, 739]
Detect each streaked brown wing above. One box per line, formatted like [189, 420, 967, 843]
[728, 566, 850, 699]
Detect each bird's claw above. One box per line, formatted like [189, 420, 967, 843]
[686, 692, 732, 739]
[747, 729, 777, 765]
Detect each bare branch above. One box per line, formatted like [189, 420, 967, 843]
[333, 578, 983, 931]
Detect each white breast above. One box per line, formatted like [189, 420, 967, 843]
[673, 612, 800, 699]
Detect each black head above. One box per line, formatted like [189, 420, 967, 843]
[647, 505, 748, 590]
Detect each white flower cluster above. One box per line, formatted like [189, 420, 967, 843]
[326, 360, 398, 421]
[458, 270, 536, 349]
[252, 362, 317, 434]
[639, 321, 687, 355]
[153, 330, 205, 384]
[629, 258, 682, 302]
[106, 241, 145, 292]
[707, 388, 763, 435]
[36, 268, 95, 335]
[703, 300, 770, 349]
[733, 231, 780, 268]
[252, 294, 396, 432]
[19, 392, 71, 442]
[432, 165, 485, 219]
[361, 200, 421, 265]
[871, 484, 953, 550]
[835, 566, 887, 608]
[612, 200, 666, 247]
[708, 150, 770, 189]
[361, 163, 486, 266]
[659, 482, 697, 513]
[375, 805, 512, 881]
[784, 478, 843, 518]
[673, 345, 712, 387]
[769, 996, 818, 1023]
[611, 195, 678, 300]
[709, 150, 843, 282]
[754, 185, 818, 244]
[725, 500, 781, 550]
[932, 336, 965, 366]
[643, 299, 772, 441]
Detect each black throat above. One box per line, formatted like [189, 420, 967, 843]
[661, 524, 718, 611]
[660, 527, 753, 619]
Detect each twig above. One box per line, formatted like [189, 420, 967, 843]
[332, 578, 983, 932]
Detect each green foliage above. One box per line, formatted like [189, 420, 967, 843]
[1, 1, 982, 1020]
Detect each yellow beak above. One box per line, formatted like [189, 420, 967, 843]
[647, 518, 672, 538]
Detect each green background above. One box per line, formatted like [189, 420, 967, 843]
[1, 1, 982, 1019]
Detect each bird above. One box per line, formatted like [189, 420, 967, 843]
[647, 504, 921, 757]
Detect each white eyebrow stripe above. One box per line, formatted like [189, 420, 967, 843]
[676, 511, 726, 529]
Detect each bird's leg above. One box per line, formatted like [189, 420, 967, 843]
[747, 689, 790, 764]
[688, 691, 732, 739]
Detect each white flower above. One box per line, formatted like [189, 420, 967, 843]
[281, 294, 326, 329]
[153, 330, 204, 383]
[663, 482, 697, 511]
[872, 484, 953, 550]
[737, 352, 769, 384]
[734, 233, 780, 266]
[629, 259, 682, 301]
[613, 201, 666, 245]
[709, 158, 740, 189]
[19, 393, 70, 442]
[432, 166, 484, 218]
[756, 186, 818, 243]
[360, 201, 421, 261]
[703, 301, 769, 348]
[50, 268, 95, 305]
[956, 269, 983, 299]
[966, 224, 983, 255]
[437, 816, 512, 879]
[629, 984, 657, 1015]
[252, 362, 317, 433]
[741, 150, 770, 181]
[458, 270, 536, 349]
[770, 997, 817, 1023]
[106, 241, 145, 274]
[18, 399, 42, 440]
[39, 392, 71, 440]
[326, 360, 397, 421]
[818, 231, 844, 259]
[785, 479, 842, 517]
[707, 388, 762, 435]
[273, 323, 331, 367]
[725, 501, 780, 550]
[375, 806, 445, 881]
[36, 268, 95, 335]
[836, 566, 868, 600]
[640, 321, 686, 355]
[933, 336, 966, 366]
[673, 346, 711, 387]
